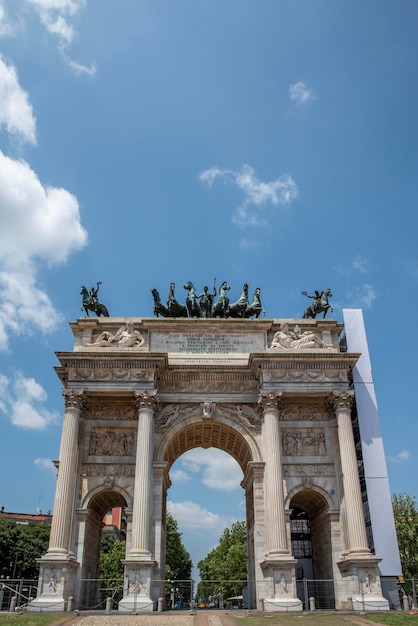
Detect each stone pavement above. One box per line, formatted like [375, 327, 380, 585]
[66, 611, 389, 626]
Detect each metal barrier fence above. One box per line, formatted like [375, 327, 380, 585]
[1, 576, 417, 612]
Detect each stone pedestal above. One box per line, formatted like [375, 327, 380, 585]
[29, 559, 79, 612]
[261, 559, 303, 612]
[118, 561, 156, 612]
[338, 557, 389, 611]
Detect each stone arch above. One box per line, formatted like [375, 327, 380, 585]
[155, 412, 261, 610]
[82, 484, 132, 513]
[288, 487, 335, 609]
[78, 486, 129, 609]
[156, 411, 262, 471]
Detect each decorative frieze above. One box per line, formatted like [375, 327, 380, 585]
[81, 464, 135, 476]
[157, 374, 258, 393]
[282, 428, 326, 456]
[283, 464, 334, 477]
[85, 403, 136, 420]
[71, 368, 153, 382]
[262, 370, 347, 383]
[280, 404, 328, 421]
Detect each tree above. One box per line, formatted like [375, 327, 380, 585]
[392, 493, 418, 583]
[197, 521, 247, 602]
[165, 512, 192, 581]
[98, 513, 193, 607]
[164, 512, 193, 608]
[0, 518, 50, 579]
[99, 536, 125, 602]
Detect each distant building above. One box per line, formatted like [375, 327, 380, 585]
[0, 505, 125, 536]
[0, 506, 52, 525]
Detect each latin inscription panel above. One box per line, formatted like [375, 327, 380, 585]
[151, 331, 265, 355]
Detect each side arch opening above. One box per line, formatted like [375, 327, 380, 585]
[289, 488, 335, 609]
[79, 488, 129, 609]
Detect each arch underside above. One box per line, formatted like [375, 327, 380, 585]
[163, 421, 253, 471]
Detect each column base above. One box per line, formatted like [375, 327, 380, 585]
[350, 594, 389, 612]
[118, 596, 155, 612]
[263, 596, 303, 612]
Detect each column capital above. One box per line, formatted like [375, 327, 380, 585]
[134, 389, 159, 412]
[330, 390, 355, 413]
[258, 391, 283, 413]
[62, 389, 86, 411]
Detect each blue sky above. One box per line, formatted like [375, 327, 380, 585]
[0, 0, 417, 579]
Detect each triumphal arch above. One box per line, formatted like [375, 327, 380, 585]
[32, 302, 398, 612]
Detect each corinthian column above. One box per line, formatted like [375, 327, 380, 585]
[259, 391, 288, 556]
[47, 389, 85, 558]
[128, 390, 158, 560]
[332, 391, 370, 556]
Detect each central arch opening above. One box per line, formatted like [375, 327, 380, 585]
[161, 421, 255, 609]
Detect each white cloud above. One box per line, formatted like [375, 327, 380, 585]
[0, 150, 88, 349]
[34, 457, 56, 472]
[345, 283, 377, 310]
[358, 284, 376, 309]
[170, 468, 191, 483]
[26, 0, 95, 76]
[167, 500, 234, 534]
[0, 55, 36, 144]
[200, 164, 298, 230]
[289, 81, 316, 106]
[26, 0, 85, 47]
[352, 254, 368, 273]
[387, 449, 410, 463]
[0, 371, 59, 429]
[180, 449, 243, 492]
[239, 238, 259, 250]
[68, 59, 96, 77]
[0, 2, 21, 37]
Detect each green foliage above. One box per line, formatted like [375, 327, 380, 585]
[0, 616, 64, 626]
[165, 512, 193, 581]
[164, 512, 193, 608]
[392, 493, 418, 581]
[0, 518, 50, 579]
[197, 520, 247, 601]
[99, 535, 125, 601]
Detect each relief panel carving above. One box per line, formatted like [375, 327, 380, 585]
[89, 428, 135, 456]
[282, 428, 326, 456]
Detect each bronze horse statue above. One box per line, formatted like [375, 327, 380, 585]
[167, 283, 188, 317]
[151, 288, 170, 317]
[227, 283, 249, 318]
[212, 281, 230, 317]
[184, 282, 201, 318]
[302, 288, 333, 319]
[80, 284, 109, 317]
[152, 285, 188, 318]
[244, 287, 264, 318]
